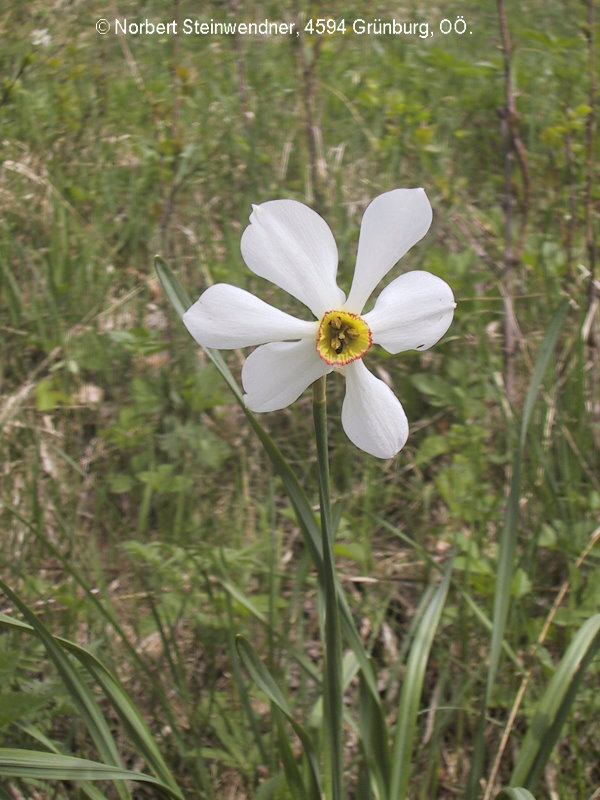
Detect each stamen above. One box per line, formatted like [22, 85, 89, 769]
[316, 310, 372, 366]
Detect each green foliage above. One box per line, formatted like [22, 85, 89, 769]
[2, 0, 600, 797]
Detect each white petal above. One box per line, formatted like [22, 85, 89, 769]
[345, 188, 433, 313]
[182, 284, 317, 348]
[243, 340, 331, 412]
[240, 199, 345, 318]
[363, 271, 456, 353]
[341, 360, 408, 458]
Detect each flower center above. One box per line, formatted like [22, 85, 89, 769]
[316, 310, 372, 366]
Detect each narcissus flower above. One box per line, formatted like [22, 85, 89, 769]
[183, 188, 455, 458]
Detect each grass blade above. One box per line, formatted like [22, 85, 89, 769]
[0, 497, 199, 783]
[236, 635, 322, 800]
[467, 300, 569, 798]
[490, 299, 569, 694]
[0, 612, 184, 798]
[0, 750, 183, 798]
[359, 666, 390, 800]
[154, 255, 190, 318]
[389, 561, 453, 800]
[274, 708, 310, 800]
[497, 789, 537, 800]
[16, 723, 111, 800]
[510, 613, 600, 790]
[0, 580, 130, 800]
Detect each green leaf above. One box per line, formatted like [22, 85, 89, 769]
[0, 612, 183, 798]
[253, 773, 289, 800]
[467, 300, 569, 799]
[389, 561, 452, 800]
[410, 373, 453, 405]
[236, 636, 322, 800]
[497, 789, 537, 800]
[0, 749, 182, 798]
[0, 692, 47, 728]
[274, 708, 310, 800]
[414, 433, 451, 465]
[107, 472, 136, 494]
[510, 614, 600, 790]
[0, 581, 131, 800]
[0, 494, 200, 787]
[34, 377, 71, 411]
[490, 299, 570, 693]
[154, 255, 190, 318]
[359, 665, 390, 800]
[14, 723, 110, 800]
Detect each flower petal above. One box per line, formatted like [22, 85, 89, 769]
[240, 199, 345, 318]
[345, 188, 433, 313]
[243, 340, 331, 412]
[183, 284, 317, 348]
[341, 360, 408, 458]
[363, 271, 456, 353]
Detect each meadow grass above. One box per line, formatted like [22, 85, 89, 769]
[1, 0, 599, 797]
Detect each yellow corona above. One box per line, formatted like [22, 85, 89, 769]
[316, 310, 373, 366]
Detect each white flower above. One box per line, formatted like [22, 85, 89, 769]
[31, 28, 51, 47]
[183, 188, 455, 458]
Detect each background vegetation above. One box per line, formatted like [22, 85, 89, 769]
[1, 0, 599, 797]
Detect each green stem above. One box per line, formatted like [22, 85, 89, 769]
[312, 376, 344, 800]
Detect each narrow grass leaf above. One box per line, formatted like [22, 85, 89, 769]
[218, 572, 320, 684]
[497, 789, 537, 800]
[224, 591, 270, 768]
[371, 512, 523, 667]
[274, 708, 310, 800]
[155, 256, 190, 318]
[236, 636, 322, 800]
[467, 300, 569, 798]
[490, 300, 569, 693]
[17, 722, 123, 800]
[518, 299, 570, 450]
[359, 665, 390, 800]
[0, 613, 184, 798]
[0, 498, 197, 780]
[0, 750, 183, 798]
[0, 581, 130, 800]
[389, 561, 452, 800]
[510, 613, 600, 790]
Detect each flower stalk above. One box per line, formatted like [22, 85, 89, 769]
[312, 375, 344, 800]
